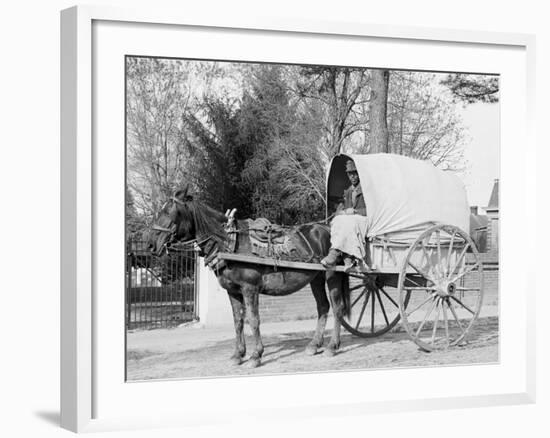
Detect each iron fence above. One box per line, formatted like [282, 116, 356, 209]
[126, 239, 199, 329]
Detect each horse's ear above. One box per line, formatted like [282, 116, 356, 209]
[174, 184, 193, 201]
[174, 185, 188, 200]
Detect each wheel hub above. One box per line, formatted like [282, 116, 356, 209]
[435, 280, 456, 297]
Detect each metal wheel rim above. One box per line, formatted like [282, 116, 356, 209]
[398, 224, 484, 351]
[340, 280, 411, 338]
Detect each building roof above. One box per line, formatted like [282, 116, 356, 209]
[470, 213, 488, 231]
[486, 179, 499, 211]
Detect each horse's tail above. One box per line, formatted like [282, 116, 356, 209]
[341, 274, 351, 319]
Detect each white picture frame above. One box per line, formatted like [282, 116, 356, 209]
[60, 5, 536, 433]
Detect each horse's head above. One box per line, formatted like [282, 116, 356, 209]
[147, 186, 195, 256]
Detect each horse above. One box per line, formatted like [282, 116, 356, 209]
[147, 187, 350, 368]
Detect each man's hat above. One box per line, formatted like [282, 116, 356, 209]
[345, 160, 357, 173]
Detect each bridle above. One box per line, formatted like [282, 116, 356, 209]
[151, 222, 176, 255]
[151, 196, 200, 254]
[151, 224, 173, 234]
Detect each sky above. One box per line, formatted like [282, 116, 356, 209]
[457, 102, 500, 210]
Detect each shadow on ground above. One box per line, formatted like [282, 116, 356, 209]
[127, 316, 499, 381]
[34, 411, 60, 427]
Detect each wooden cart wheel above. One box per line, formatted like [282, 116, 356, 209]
[339, 275, 411, 338]
[397, 224, 484, 351]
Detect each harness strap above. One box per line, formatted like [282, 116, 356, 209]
[222, 214, 336, 235]
[152, 224, 173, 233]
[171, 196, 186, 206]
[295, 229, 316, 262]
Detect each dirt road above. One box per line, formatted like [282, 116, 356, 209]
[127, 312, 498, 381]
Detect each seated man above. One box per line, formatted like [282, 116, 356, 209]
[321, 160, 368, 268]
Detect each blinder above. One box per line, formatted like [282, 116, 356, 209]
[151, 223, 177, 254]
[150, 197, 192, 253]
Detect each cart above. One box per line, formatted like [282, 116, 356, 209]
[219, 153, 484, 351]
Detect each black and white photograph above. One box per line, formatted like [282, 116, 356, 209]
[4, 0, 548, 435]
[125, 57, 500, 380]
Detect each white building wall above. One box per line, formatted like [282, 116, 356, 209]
[197, 261, 234, 327]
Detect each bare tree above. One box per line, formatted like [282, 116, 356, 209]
[294, 66, 370, 160]
[368, 69, 390, 153]
[126, 57, 192, 223]
[387, 72, 467, 170]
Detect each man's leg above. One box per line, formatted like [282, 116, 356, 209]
[320, 248, 341, 267]
[342, 255, 355, 271]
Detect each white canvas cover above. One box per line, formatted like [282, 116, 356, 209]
[326, 154, 470, 241]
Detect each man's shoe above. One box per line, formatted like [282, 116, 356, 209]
[320, 248, 341, 268]
[343, 256, 355, 272]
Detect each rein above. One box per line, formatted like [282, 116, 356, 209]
[166, 235, 212, 251]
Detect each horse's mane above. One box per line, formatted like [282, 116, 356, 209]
[184, 200, 227, 245]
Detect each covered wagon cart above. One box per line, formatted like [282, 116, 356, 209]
[220, 153, 484, 352]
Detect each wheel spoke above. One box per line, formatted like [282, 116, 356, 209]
[451, 262, 480, 283]
[447, 299, 466, 336]
[431, 299, 441, 345]
[415, 298, 437, 337]
[436, 230, 442, 277]
[408, 260, 433, 282]
[455, 287, 481, 292]
[355, 291, 370, 330]
[420, 240, 438, 279]
[351, 289, 367, 308]
[449, 244, 469, 278]
[370, 288, 376, 332]
[450, 295, 476, 315]
[349, 283, 364, 292]
[404, 276, 425, 288]
[380, 287, 399, 308]
[375, 289, 390, 326]
[442, 299, 450, 347]
[446, 230, 456, 277]
[406, 295, 434, 317]
[404, 287, 436, 291]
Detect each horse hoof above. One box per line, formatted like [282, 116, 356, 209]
[305, 345, 318, 356]
[247, 357, 261, 369]
[230, 355, 243, 366]
[324, 347, 337, 357]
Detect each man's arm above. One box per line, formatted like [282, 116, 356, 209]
[335, 188, 348, 215]
[354, 189, 367, 215]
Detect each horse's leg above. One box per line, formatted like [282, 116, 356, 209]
[305, 272, 330, 356]
[325, 272, 344, 357]
[227, 290, 246, 365]
[242, 286, 264, 368]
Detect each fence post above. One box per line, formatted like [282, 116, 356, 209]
[194, 244, 200, 320]
[125, 239, 131, 330]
